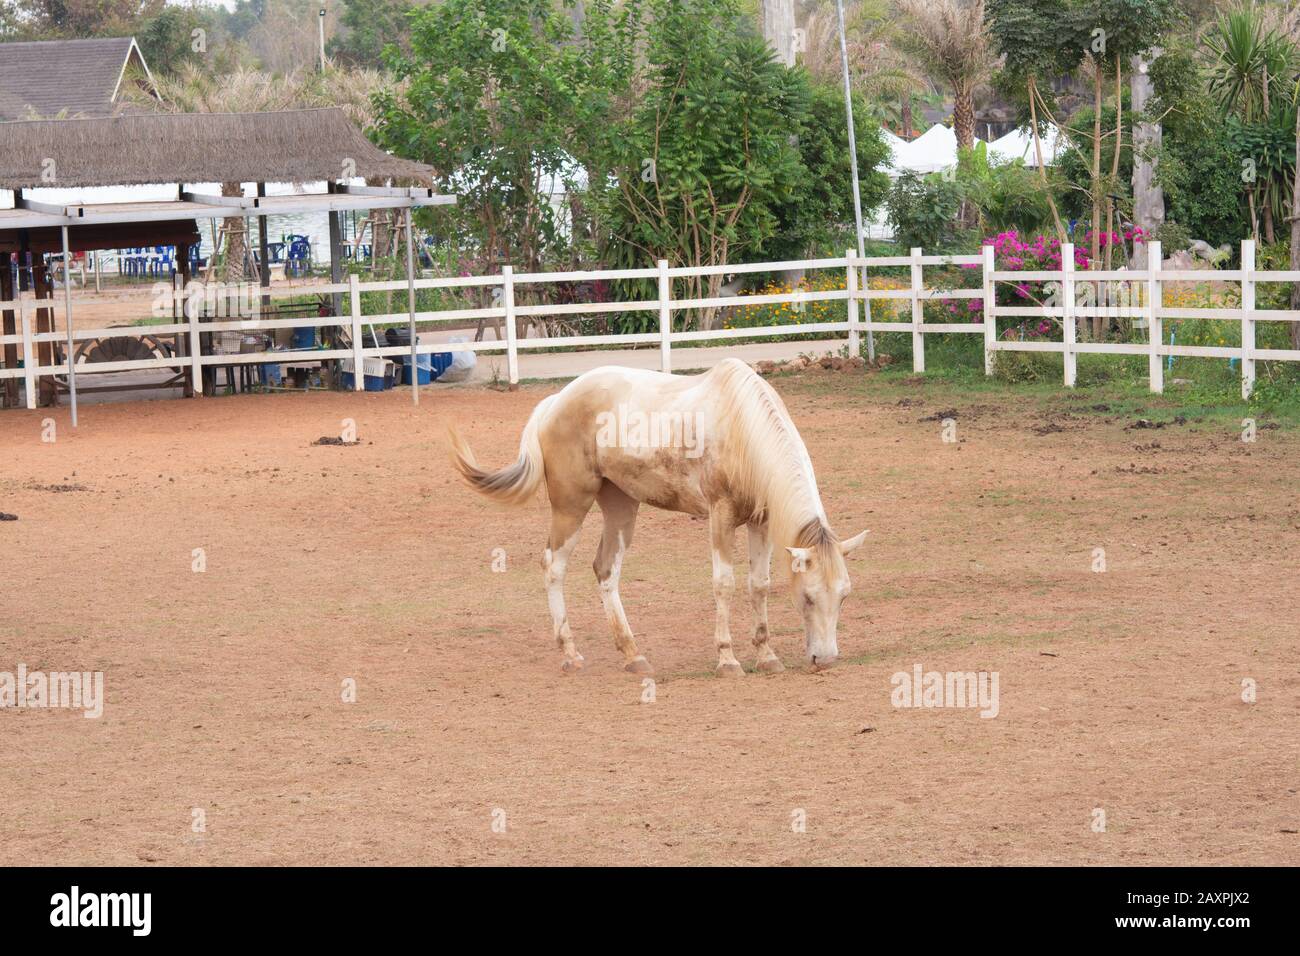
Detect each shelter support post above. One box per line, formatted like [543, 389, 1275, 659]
[1, 261, 16, 407]
[178, 242, 195, 398]
[257, 183, 271, 314]
[60, 226, 78, 427]
[34, 257, 55, 407]
[21, 301, 35, 410]
[327, 182, 344, 321]
[404, 206, 418, 405]
[349, 273, 364, 392]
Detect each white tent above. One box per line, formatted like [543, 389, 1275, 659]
[887, 124, 999, 177]
[890, 124, 962, 175]
[879, 127, 909, 174]
[986, 125, 1062, 167]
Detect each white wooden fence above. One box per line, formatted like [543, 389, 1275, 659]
[2, 238, 1297, 409]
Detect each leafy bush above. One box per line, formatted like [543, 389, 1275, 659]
[885, 172, 969, 251]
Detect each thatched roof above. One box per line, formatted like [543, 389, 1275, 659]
[0, 37, 151, 121]
[0, 108, 434, 189]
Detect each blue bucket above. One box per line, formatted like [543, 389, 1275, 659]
[398, 352, 453, 384]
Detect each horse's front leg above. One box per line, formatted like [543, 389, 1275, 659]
[709, 505, 744, 677]
[747, 520, 784, 673]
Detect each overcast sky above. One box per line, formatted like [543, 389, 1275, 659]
[169, 0, 240, 11]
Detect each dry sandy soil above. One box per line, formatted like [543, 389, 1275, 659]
[1, 370, 1297, 865]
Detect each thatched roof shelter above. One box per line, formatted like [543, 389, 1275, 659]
[0, 37, 155, 121]
[0, 108, 434, 190]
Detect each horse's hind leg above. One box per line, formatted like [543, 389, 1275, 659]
[544, 506, 588, 673]
[593, 481, 652, 675]
[747, 520, 784, 673]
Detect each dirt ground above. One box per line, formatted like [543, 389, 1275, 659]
[1, 370, 1296, 866]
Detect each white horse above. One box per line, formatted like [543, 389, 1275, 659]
[449, 358, 867, 676]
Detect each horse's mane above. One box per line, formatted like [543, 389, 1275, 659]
[710, 360, 837, 560]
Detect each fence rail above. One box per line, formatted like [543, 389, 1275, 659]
[2, 239, 1296, 409]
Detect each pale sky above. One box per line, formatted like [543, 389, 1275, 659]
[168, 0, 240, 11]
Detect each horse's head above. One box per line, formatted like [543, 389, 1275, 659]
[786, 528, 868, 668]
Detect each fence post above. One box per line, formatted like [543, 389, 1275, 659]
[349, 273, 364, 391]
[186, 277, 202, 397]
[910, 247, 924, 373]
[845, 249, 859, 359]
[20, 298, 35, 410]
[503, 265, 519, 390]
[1062, 242, 1077, 387]
[982, 244, 995, 375]
[1147, 240, 1163, 393]
[658, 259, 672, 372]
[1241, 239, 1255, 400]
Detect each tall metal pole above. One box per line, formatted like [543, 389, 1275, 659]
[405, 206, 419, 405]
[60, 226, 79, 427]
[318, 8, 327, 72]
[835, 0, 874, 361]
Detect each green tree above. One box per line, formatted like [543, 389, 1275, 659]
[595, 0, 808, 321]
[377, 0, 891, 331]
[1146, 38, 1243, 249]
[988, 0, 1174, 336]
[1204, 3, 1297, 243]
[137, 4, 220, 75]
[985, 0, 1084, 240]
[329, 0, 420, 69]
[6, 0, 162, 37]
[896, 0, 992, 150]
[886, 171, 968, 250]
[765, 82, 890, 261]
[377, 0, 593, 273]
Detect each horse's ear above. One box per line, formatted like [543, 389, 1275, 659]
[839, 530, 870, 556]
[785, 546, 813, 572]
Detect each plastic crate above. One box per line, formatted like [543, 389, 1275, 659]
[340, 358, 394, 391]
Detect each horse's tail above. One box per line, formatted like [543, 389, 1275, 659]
[448, 394, 555, 506]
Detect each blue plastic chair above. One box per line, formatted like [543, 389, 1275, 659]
[285, 235, 312, 277]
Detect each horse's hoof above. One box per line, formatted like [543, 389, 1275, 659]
[715, 661, 746, 678]
[561, 655, 585, 673]
[624, 656, 654, 676]
[756, 657, 785, 674]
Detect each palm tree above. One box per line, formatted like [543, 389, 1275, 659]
[894, 0, 992, 149]
[1205, 4, 1297, 243]
[1270, 5, 1300, 348]
[802, 0, 932, 137]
